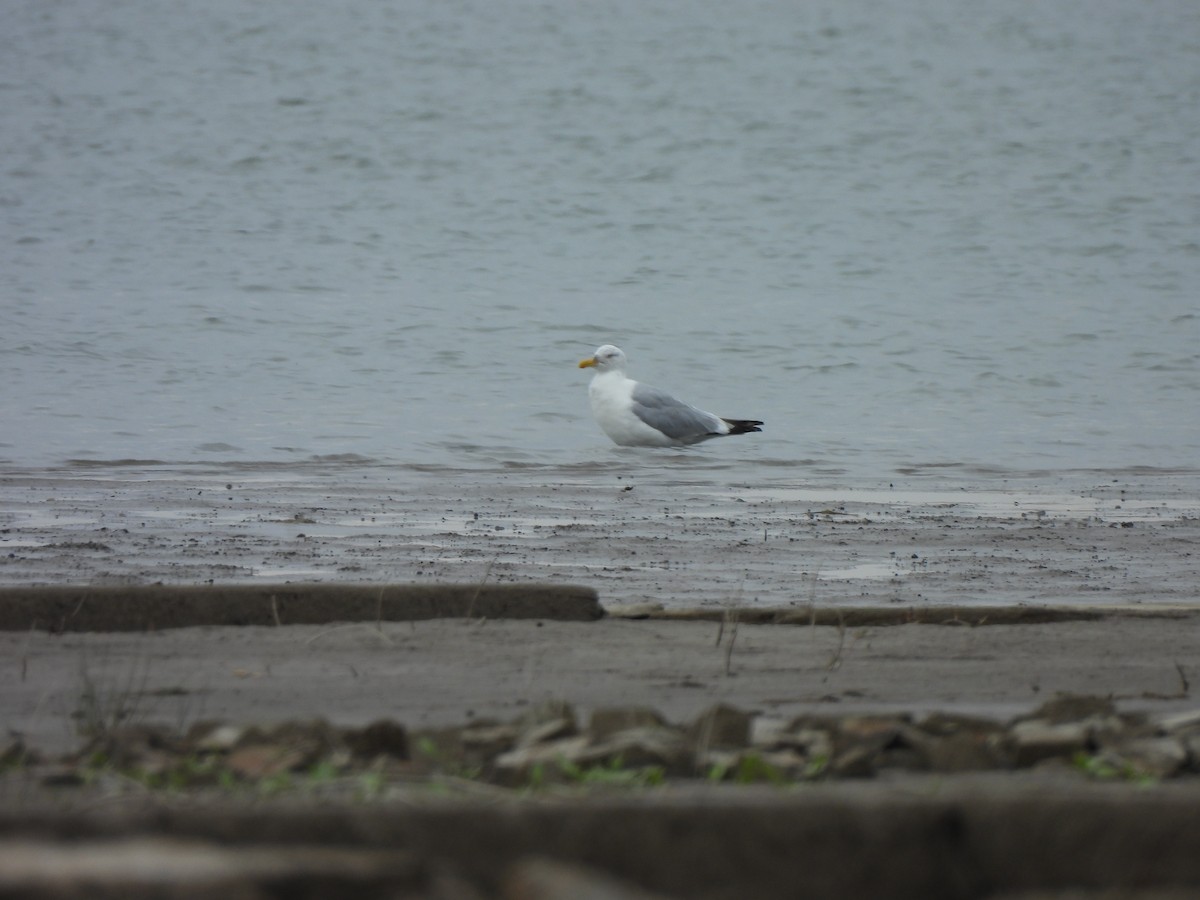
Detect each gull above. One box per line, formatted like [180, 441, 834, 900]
[578, 344, 763, 447]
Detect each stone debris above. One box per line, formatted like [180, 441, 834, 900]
[3, 696, 1200, 900]
[343, 719, 410, 761]
[1008, 718, 1094, 767]
[587, 707, 667, 741]
[690, 703, 753, 751]
[2, 695, 1198, 794]
[1102, 736, 1190, 778]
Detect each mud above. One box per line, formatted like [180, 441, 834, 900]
[3, 461, 1199, 609]
[2, 462, 1199, 898]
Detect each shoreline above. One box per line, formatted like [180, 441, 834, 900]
[3, 464, 1199, 896]
[3, 463, 1199, 611]
[4, 603, 1197, 756]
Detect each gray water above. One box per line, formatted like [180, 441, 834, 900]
[3, 0, 1199, 478]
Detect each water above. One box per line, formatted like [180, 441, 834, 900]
[3, 0, 1199, 478]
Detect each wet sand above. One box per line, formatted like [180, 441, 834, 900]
[2, 462, 1199, 753]
[3, 461, 1199, 608]
[2, 462, 1199, 897]
[3, 608, 1197, 757]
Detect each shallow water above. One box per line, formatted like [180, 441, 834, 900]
[2, 0, 1199, 480]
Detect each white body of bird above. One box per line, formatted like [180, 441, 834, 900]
[578, 345, 763, 447]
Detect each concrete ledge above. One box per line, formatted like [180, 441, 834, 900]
[0, 838, 424, 898]
[0, 583, 602, 632]
[2, 584, 1193, 633]
[3, 783, 1200, 899]
[605, 602, 1198, 627]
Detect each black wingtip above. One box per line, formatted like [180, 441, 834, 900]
[723, 419, 764, 436]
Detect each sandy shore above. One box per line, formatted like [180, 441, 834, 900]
[3, 606, 1196, 756]
[3, 461, 1199, 608]
[2, 462, 1199, 897]
[2, 461, 1198, 753]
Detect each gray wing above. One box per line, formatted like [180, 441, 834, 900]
[630, 381, 724, 441]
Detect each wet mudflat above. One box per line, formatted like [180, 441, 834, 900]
[1, 462, 1199, 898]
[3, 461, 1198, 609]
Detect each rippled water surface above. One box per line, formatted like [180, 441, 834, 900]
[3, 0, 1198, 479]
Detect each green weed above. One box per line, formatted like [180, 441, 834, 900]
[555, 755, 665, 789]
[1072, 752, 1157, 786]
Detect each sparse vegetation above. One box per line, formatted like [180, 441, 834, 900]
[73, 652, 153, 740]
[557, 755, 666, 789]
[4, 686, 1193, 803]
[1072, 752, 1158, 786]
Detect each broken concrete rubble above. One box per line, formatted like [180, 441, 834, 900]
[3, 694, 1196, 795]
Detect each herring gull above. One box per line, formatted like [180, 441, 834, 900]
[578, 344, 763, 447]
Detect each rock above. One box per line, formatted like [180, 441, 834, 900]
[261, 718, 342, 752]
[761, 748, 820, 779]
[494, 723, 694, 784]
[762, 723, 835, 764]
[189, 722, 252, 752]
[701, 748, 812, 783]
[215, 719, 344, 777]
[588, 707, 666, 742]
[690, 704, 752, 751]
[829, 743, 878, 778]
[826, 716, 912, 778]
[1183, 734, 1200, 773]
[461, 722, 520, 760]
[748, 716, 789, 748]
[1158, 709, 1200, 735]
[1007, 695, 1141, 769]
[1008, 719, 1092, 767]
[343, 719, 409, 761]
[410, 726, 464, 771]
[493, 736, 593, 783]
[909, 715, 1009, 772]
[130, 748, 186, 778]
[510, 703, 578, 753]
[38, 766, 85, 787]
[80, 725, 183, 769]
[837, 715, 908, 745]
[921, 730, 1007, 773]
[226, 743, 313, 779]
[913, 711, 1003, 738]
[792, 728, 835, 762]
[874, 741, 929, 773]
[1026, 693, 1116, 724]
[518, 718, 577, 749]
[1103, 737, 1189, 778]
[697, 748, 740, 777]
[752, 716, 838, 773]
[835, 716, 904, 754]
[589, 726, 693, 774]
[520, 700, 577, 730]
